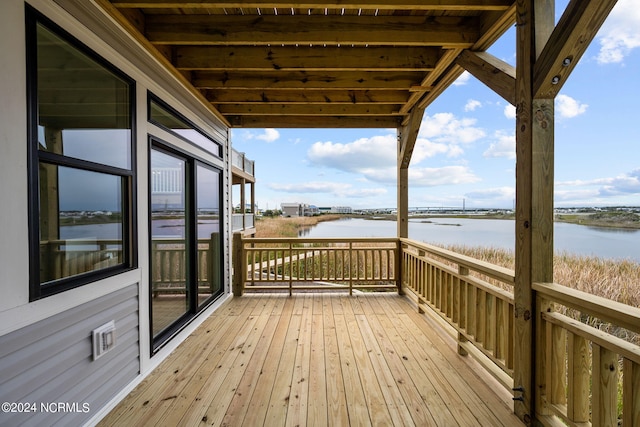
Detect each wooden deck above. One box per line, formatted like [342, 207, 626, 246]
[99, 293, 523, 426]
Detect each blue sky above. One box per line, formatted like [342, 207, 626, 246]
[231, 0, 640, 211]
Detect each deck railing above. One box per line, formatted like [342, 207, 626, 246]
[232, 213, 255, 232]
[151, 236, 220, 295]
[40, 239, 122, 281]
[231, 148, 254, 177]
[534, 282, 640, 426]
[234, 236, 399, 295]
[399, 238, 516, 390]
[232, 234, 640, 425]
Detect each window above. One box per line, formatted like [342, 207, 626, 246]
[149, 96, 222, 158]
[27, 8, 135, 300]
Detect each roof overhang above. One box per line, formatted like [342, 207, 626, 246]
[96, 0, 517, 128]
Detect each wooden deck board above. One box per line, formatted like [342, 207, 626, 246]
[99, 293, 523, 427]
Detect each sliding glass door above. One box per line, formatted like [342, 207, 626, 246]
[150, 140, 223, 351]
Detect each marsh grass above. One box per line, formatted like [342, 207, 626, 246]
[443, 244, 640, 309]
[255, 215, 343, 238]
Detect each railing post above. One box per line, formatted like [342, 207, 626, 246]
[396, 239, 404, 295]
[288, 241, 293, 297]
[457, 265, 470, 356]
[232, 232, 244, 296]
[209, 233, 220, 293]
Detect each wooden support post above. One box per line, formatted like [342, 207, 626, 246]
[232, 232, 244, 296]
[514, 0, 555, 423]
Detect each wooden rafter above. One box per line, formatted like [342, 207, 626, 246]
[204, 89, 409, 104]
[217, 104, 401, 115]
[192, 71, 427, 90]
[145, 15, 479, 47]
[174, 46, 441, 71]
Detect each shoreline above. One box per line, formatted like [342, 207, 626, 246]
[360, 212, 640, 230]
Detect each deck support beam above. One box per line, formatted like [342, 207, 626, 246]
[513, 0, 555, 423]
[397, 106, 425, 240]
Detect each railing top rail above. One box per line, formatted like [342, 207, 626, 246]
[543, 311, 640, 365]
[534, 281, 640, 334]
[400, 237, 515, 285]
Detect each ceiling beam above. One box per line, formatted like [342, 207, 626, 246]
[229, 115, 401, 128]
[112, 0, 513, 11]
[217, 104, 401, 115]
[175, 46, 440, 71]
[192, 70, 426, 90]
[456, 50, 515, 105]
[533, 0, 619, 99]
[204, 89, 409, 104]
[145, 15, 479, 47]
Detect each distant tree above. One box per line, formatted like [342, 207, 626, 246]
[263, 209, 282, 217]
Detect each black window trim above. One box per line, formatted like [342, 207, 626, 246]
[148, 136, 225, 354]
[147, 93, 223, 159]
[26, 5, 138, 301]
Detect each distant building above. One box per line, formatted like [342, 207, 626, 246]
[331, 206, 352, 214]
[281, 203, 318, 217]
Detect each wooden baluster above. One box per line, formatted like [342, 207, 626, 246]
[457, 266, 470, 356]
[486, 294, 495, 354]
[476, 289, 485, 344]
[567, 333, 590, 423]
[546, 322, 567, 410]
[592, 344, 618, 427]
[466, 280, 476, 341]
[623, 358, 640, 426]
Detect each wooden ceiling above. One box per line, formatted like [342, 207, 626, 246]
[101, 1, 517, 128]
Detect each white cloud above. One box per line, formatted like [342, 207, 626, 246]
[306, 114, 487, 185]
[464, 99, 482, 112]
[452, 71, 471, 86]
[465, 187, 515, 201]
[307, 134, 397, 173]
[408, 166, 481, 187]
[256, 128, 280, 142]
[555, 169, 640, 201]
[555, 94, 588, 119]
[504, 104, 516, 119]
[419, 113, 486, 145]
[242, 128, 280, 142]
[596, 0, 640, 64]
[483, 131, 515, 159]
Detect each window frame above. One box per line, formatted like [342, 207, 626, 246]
[26, 6, 137, 301]
[149, 137, 224, 354]
[148, 94, 223, 159]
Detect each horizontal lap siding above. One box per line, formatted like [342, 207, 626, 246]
[0, 285, 139, 427]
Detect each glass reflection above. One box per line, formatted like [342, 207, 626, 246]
[150, 149, 188, 336]
[39, 165, 124, 283]
[36, 23, 131, 169]
[196, 165, 221, 306]
[149, 99, 221, 157]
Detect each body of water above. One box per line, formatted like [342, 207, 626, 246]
[301, 217, 640, 262]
